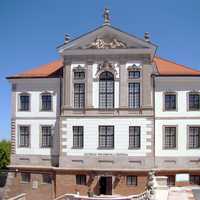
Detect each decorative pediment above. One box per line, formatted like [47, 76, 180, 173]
[96, 61, 117, 77]
[87, 37, 127, 49]
[127, 64, 142, 71]
[73, 65, 85, 72]
[58, 25, 157, 53]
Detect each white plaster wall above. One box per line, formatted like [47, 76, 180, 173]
[155, 77, 200, 117]
[15, 119, 58, 155]
[155, 119, 200, 157]
[12, 78, 60, 118]
[155, 77, 200, 157]
[62, 117, 153, 156]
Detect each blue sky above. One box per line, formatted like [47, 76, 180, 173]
[0, 0, 200, 140]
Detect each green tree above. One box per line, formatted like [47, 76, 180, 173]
[0, 140, 11, 169]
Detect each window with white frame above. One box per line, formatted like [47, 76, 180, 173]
[19, 125, 30, 148]
[19, 93, 30, 111]
[164, 93, 176, 111]
[189, 93, 200, 110]
[128, 83, 140, 109]
[126, 176, 137, 186]
[164, 127, 177, 149]
[74, 83, 85, 109]
[41, 126, 52, 148]
[99, 126, 114, 148]
[41, 93, 52, 111]
[129, 126, 141, 149]
[128, 71, 140, 79]
[188, 127, 200, 149]
[99, 71, 114, 109]
[73, 126, 84, 148]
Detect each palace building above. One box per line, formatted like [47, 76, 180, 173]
[5, 9, 200, 200]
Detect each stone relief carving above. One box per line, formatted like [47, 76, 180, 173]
[87, 37, 127, 49]
[96, 61, 118, 76]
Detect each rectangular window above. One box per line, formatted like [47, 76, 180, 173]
[190, 175, 200, 185]
[19, 126, 30, 148]
[74, 83, 85, 109]
[188, 127, 200, 149]
[128, 71, 140, 79]
[129, 126, 141, 149]
[73, 126, 84, 148]
[167, 176, 175, 186]
[76, 175, 86, 185]
[19, 94, 30, 111]
[127, 176, 137, 186]
[21, 173, 30, 183]
[42, 174, 52, 184]
[41, 94, 52, 111]
[99, 126, 114, 148]
[128, 83, 140, 109]
[189, 93, 200, 110]
[74, 71, 85, 80]
[41, 126, 52, 148]
[164, 127, 177, 149]
[165, 93, 176, 111]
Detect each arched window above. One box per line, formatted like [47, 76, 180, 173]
[99, 71, 114, 109]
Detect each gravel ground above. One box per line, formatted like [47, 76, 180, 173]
[192, 189, 200, 200]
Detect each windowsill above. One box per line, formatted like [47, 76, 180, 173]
[163, 148, 177, 150]
[188, 147, 200, 150]
[40, 146, 52, 149]
[40, 110, 53, 112]
[97, 147, 114, 150]
[127, 184, 137, 187]
[72, 147, 84, 149]
[18, 110, 30, 112]
[163, 109, 177, 112]
[188, 109, 200, 111]
[19, 146, 30, 148]
[128, 147, 141, 150]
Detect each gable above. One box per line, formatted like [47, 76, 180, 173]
[57, 25, 157, 52]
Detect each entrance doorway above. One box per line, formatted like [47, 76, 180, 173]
[99, 176, 112, 195]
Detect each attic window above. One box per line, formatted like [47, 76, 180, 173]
[73, 65, 85, 80]
[128, 71, 140, 79]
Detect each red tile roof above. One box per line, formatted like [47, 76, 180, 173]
[154, 57, 200, 76]
[7, 57, 200, 79]
[7, 60, 63, 79]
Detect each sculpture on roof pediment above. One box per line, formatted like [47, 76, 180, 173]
[87, 37, 127, 49]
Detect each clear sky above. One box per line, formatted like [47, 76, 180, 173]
[0, 0, 200, 140]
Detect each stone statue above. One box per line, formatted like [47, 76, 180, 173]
[103, 8, 110, 24]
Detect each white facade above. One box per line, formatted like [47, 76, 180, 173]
[155, 76, 200, 157]
[11, 78, 60, 156]
[61, 117, 153, 156]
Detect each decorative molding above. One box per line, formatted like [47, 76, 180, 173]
[87, 37, 127, 49]
[95, 61, 117, 77]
